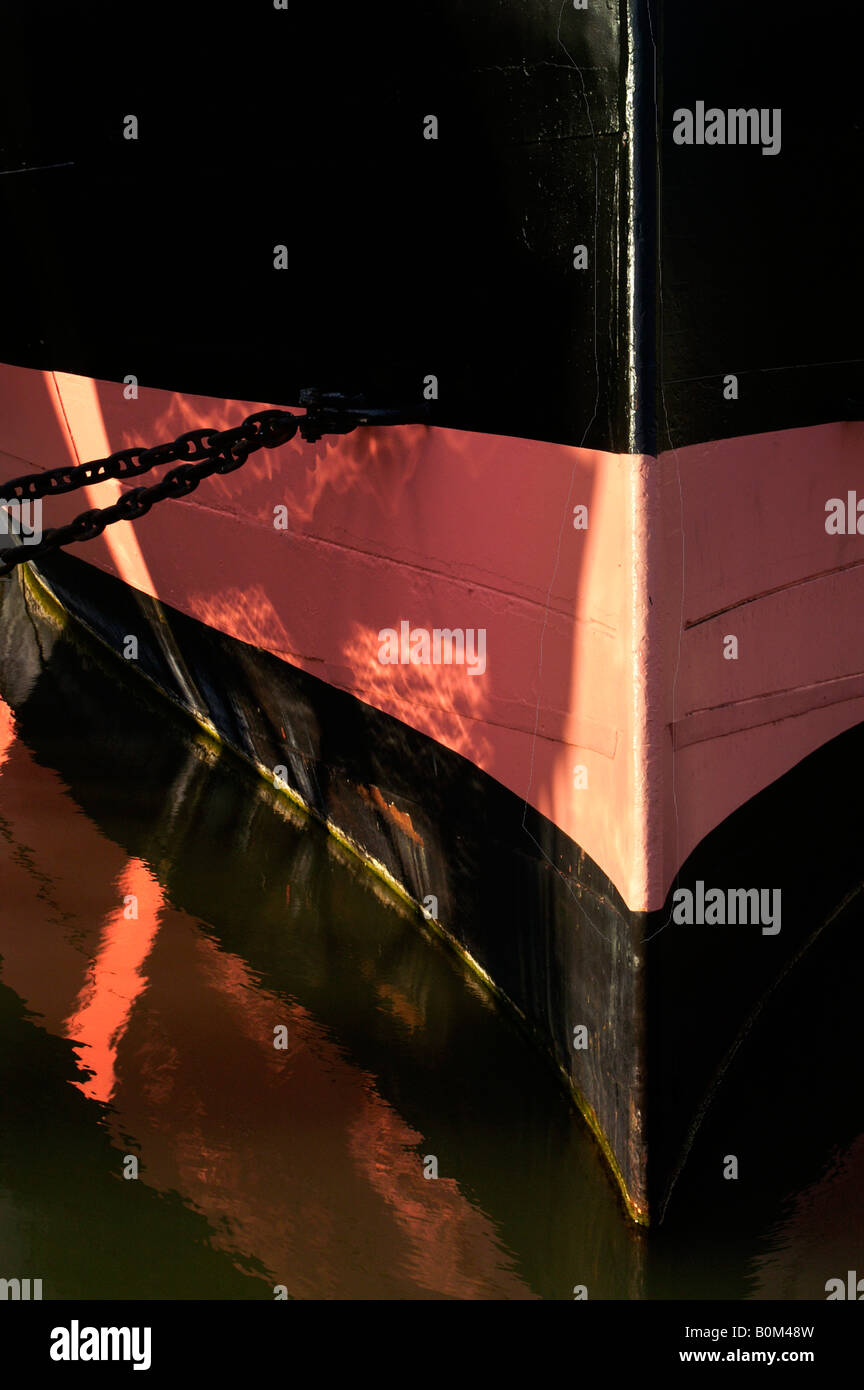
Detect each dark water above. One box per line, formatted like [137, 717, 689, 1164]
[0, 568, 862, 1301]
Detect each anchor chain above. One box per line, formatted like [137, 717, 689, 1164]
[0, 397, 411, 577]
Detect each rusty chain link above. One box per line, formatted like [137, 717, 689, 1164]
[0, 404, 367, 577]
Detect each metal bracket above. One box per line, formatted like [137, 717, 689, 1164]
[298, 389, 431, 443]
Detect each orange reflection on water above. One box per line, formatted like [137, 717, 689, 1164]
[0, 694, 16, 769]
[0, 682, 531, 1297]
[64, 859, 164, 1104]
[104, 914, 533, 1299]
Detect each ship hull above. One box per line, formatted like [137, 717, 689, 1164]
[2, 0, 864, 1228]
[3, 359, 864, 1221]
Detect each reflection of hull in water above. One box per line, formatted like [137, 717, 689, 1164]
[0, 704, 532, 1300]
[0, 602, 643, 1297]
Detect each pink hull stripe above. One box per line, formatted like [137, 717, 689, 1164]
[2, 364, 863, 911]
